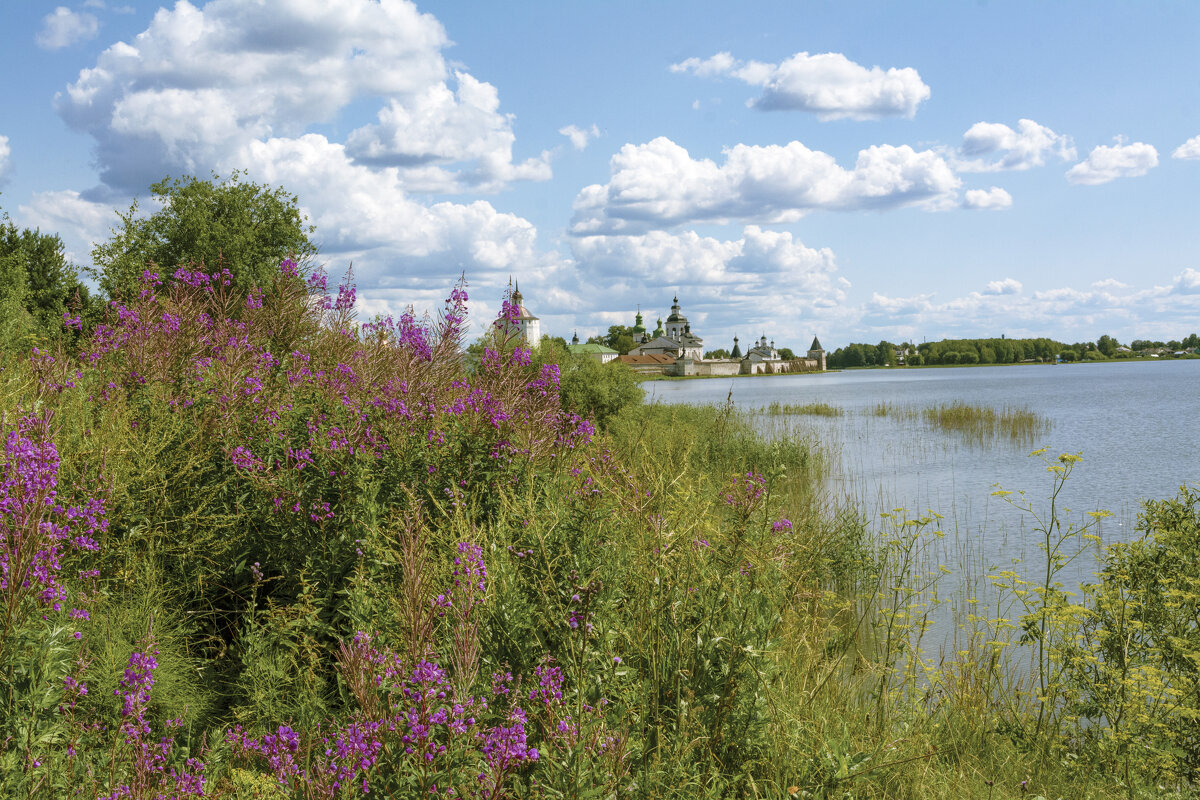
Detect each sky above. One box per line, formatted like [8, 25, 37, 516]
[1, 0, 1198, 351]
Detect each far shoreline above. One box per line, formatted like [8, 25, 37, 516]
[635, 354, 1199, 381]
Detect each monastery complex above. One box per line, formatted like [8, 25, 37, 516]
[511, 285, 825, 377]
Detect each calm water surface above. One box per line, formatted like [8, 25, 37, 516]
[646, 360, 1200, 586]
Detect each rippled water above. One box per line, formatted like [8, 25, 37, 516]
[645, 359, 1200, 590]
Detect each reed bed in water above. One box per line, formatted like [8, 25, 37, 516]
[870, 401, 1049, 446]
[922, 401, 1050, 445]
[760, 400, 844, 416]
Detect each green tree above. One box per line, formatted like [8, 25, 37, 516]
[777, 347, 795, 360]
[91, 172, 317, 301]
[0, 210, 97, 347]
[588, 324, 638, 355]
[1096, 334, 1117, 357]
[705, 348, 730, 359]
[559, 357, 644, 429]
[844, 344, 866, 367]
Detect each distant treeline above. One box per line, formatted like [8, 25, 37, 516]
[828, 333, 1200, 368]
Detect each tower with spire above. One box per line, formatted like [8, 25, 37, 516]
[807, 336, 826, 371]
[509, 282, 542, 345]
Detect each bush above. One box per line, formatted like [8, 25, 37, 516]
[1074, 486, 1200, 783]
[558, 356, 644, 430]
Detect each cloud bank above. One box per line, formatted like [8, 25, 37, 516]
[671, 51, 930, 120]
[571, 137, 960, 235]
[55, 0, 546, 195]
[42, 0, 565, 307]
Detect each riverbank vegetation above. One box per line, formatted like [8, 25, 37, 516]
[4, 261, 1200, 798]
[3, 181, 1200, 798]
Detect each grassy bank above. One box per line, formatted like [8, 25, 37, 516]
[1, 264, 1198, 798]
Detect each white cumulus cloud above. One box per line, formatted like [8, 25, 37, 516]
[233, 133, 564, 295]
[559, 124, 600, 151]
[983, 278, 1022, 295]
[1170, 268, 1200, 295]
[35, 1, 577, 322]
[17, 190, 118, 265]
[55, 0, 545, 195]
[344, 71, 551, 192]
[955, 119, 1076, 171]
[1172, 135, 1200, 160]
[36, 7, 100, 50]
[571, 136, 960, 235]
[670, 50, 930, 120]
[963, 187, 1012, 210]
[1066, 139, 1159, 185]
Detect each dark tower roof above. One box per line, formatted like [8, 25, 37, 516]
[666, 295, 687, 325]
[730, 335, 742, 359]
[809, 336, 823, 352]
[571, 331, 579, 345]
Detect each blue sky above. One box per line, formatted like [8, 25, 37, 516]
[1, 0, 1198, 350]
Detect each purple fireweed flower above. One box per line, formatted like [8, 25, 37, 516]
[510, 347, 532, 367]
[2, 415, 105, 610]
[480, 713, 539, 771]
[334, 283, 356, 311]
[529, 659, 564, 706]
[229, 446, 265, 472]
[772, 518, 793, 533]
[116, 644, 158, 722]
[526, 363, 561, 397]
[722, 471, 767, 512]
[452, 542, 487, 601]
[491, 671, 514, 696]
[556, 413, 596, 450]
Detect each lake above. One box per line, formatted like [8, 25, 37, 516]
[645, 359, 1200, 594]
